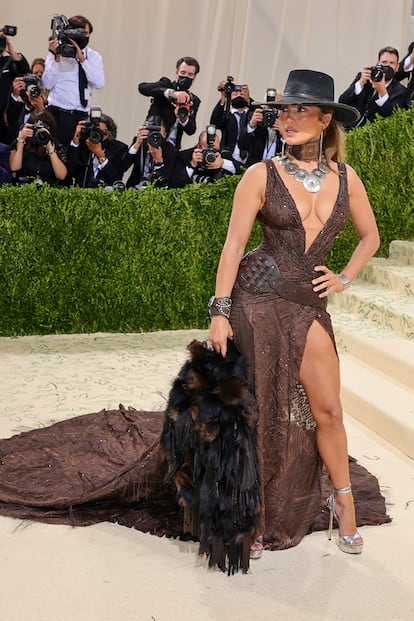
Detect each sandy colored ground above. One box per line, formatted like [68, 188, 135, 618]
[0, 331, 413, 621]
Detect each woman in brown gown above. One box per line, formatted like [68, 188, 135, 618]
[207, 69, 381, 557]
[0, 71, 388, 575]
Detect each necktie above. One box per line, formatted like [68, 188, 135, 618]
[78, 63, 88, 107]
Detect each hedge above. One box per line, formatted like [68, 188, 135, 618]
[0, 108, 413, 336]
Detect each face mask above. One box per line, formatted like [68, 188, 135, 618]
[177, 76, 193, 91]
[232, 96, 248, 109]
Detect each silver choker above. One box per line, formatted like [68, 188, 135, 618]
[276, 152, 330, 193]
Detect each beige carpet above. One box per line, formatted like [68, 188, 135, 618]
[0, 331, 413, 621]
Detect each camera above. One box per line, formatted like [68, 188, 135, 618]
[176, 100, 193, 121]
[20, 75, 42, 100]
[50, 14, 89, 58]
[259, 108, 279, 128]
[80, 107, 105, 144]
[145, 123, 163, 147]
[0, 25, 17, 51]
[27, 121, 50, 146]
[201, 124, 219, 165]
[370, 64, 395, 83]
[217, 76, 243, 94]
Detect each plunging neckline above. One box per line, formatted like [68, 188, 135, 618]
[270, 159, 342, 256]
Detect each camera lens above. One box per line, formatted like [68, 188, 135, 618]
[35, 129, 50, 145]
[88, 128, 103, 144]
[148, 131, 162, 147]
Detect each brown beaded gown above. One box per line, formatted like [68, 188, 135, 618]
[0, 160, 390, 564]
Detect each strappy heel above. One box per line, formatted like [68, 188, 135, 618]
[250, 536, 264, 559]
[326, 484, 364, 554]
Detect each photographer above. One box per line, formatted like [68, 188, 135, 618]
[209, 78, 255, 164]
[395, 41, 414, 105]
[338, 46, 407, 129]
[176, 126, 241, 186]
[0, 143, 12, 185]
[124, 117, 181, 189]
[238, 92, 283, 167]
[138, 56, 201, 149]
[5, 74, 46, 143]
[67, 111, 129, 188]
[43, 15, 105, 145]
[0, 25, 30, 144]
[9, 109, 67, 185]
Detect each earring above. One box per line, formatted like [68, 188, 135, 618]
[319, 130, 324, 161]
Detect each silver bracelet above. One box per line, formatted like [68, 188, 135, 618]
[337, 273, 351, 289]
[208, 296, 232, 319]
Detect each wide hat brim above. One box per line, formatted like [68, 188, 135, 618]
[252, 69, 361, 125]
[258, 97, 360, 125]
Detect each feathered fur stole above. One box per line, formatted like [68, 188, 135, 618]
[160, 339, 261, 574]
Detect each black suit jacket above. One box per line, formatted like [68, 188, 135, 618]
[209, 102, 253, 157]
[124, 139, 180, 189]
[174, 146, 241, 186]
[338, 74, 408, 129]
[67, 138, 129, 187]
[0, 53, 30, 143]
[395, 43, 414, 104]
[138, 77, 201, 149]
[238, 123, 283, 167]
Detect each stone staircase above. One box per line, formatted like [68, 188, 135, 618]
[328, 240, 414, 459]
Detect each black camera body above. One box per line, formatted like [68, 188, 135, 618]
[0, 24, 17, 51]
[370, 64, 395, 83]
[145, 123, 163, 147]
[201, 124, 219, 166]
[51, 14, 88, 58]
[81, 107, 104, 144]
[217, 75, 243, 94]
[259, 108, 279, 128]
[27, 120, 50, 146]
[20, 75, 41, 100]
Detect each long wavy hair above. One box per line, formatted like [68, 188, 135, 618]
[320, 109, 345, 165]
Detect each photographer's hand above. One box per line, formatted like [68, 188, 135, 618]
[248, 108, 263, 129]
[371, 75, 387, 98]
[206, 152, 224, 170]
[148, 145, 163, 164]
[359, 66, 371, 88]
[12, 77, 25, 100]
[29, 93, 46, 112]
[132, 126, 149, 150]
[170, 90, 190, 104]
[1, 34, 20, 61]
[48, 38, 61, 61]
[72, 120, 86, 146]
[68, 38, 86, 63]
[191, 148, 203, 168]
[86, 139, 104, 158]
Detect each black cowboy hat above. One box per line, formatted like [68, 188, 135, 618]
[254, 69, 360, 125]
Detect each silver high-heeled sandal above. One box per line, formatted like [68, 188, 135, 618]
[326, 484, 364, 554]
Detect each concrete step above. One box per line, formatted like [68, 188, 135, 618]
[329, 305, 414, 392]
[388, 240, 414, 266]
[330, 282, 414, 340]
[339, 352, 414, 459]
[356, 259, 414, 297]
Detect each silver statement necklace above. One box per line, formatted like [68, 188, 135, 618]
[276, 140, 330, 193]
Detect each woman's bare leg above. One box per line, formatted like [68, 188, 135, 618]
[299, 320, 362, 540]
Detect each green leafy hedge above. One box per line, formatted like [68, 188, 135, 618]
[0, 108, 412, 336]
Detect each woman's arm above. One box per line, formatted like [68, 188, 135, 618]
[45, 140, 68, 181]
[312, 165, 380, 297]
[208, 161, 267, 356]
[340, 165, 380, 280]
